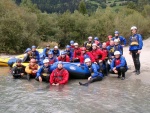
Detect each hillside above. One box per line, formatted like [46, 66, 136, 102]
[14, 0, 144, 13]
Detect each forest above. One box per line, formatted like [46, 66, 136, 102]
[0, 0, 150, 53]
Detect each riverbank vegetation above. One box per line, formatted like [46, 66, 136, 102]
[0, 0, 150, 53]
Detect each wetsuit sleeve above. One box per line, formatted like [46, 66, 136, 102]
[116, 57, 126, 69]
[36, 67, 42, 78]
[57, 50, 60, 57]
[36, 51, 40, 61]
[138, 34, 143, 50]
[66, 56, 70, 62]
[91, 64, 99, 78]
[87, 52, 96, 63]
[120, 36, 126, 46]
[22, 54, 28, 63]
[43, 48, 47, 57]
[59, 70, 69, 84]
[11, 66, 17, 75]
[50, 70, 54, 84]
[57, 56, 61, 61]
[98, 49, 105, 61]
[25, 66, 32, 74]
[110, 59, 115, 70]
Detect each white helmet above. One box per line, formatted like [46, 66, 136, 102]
[54, 46, 58, 49]
[92, 43, 97, 46]
[131, 26, 137, 30]
[114, 39, 119, 43]
[114, 51, 121, 55]
[84, 58, 91, 63]
[74, 43, 78, 46]
[43, 59, 49, 63]
[88, 36, 93, 39]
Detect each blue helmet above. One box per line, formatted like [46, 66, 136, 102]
[114, 31, 119, 34]
[57, 61, 63, 65]
[94, 37, 99, 40]
[70, 40, 74, 44]
[61, 51, 66, 55]
[24, 48, 31, 53]
[48, 51, 53, 55]
[66, 45, 70, 48]
[32, 45, 36, 48]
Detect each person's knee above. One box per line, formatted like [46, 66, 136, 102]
[120, 67, 126, 72]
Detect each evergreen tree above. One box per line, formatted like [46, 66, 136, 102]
[78, 0, 87, 14]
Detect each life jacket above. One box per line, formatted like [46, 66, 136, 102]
[13, 65, 25, 74]
[130, 35, 139, 46]
[31, 51, 37, 59]
[65, 50, 71, 57]
[46, 49, 50, 57]
[59, 56, 67, 62]
[29, 64, 38, 71]
[109, 46, 115, 54]
[74, 48, 81, 57]
[49, 57, 56, 65]
[53, 50, 59, 56]
[53, 68, 65, 83]
[42, 66, 50, 76]
[85, 41, 92, 51]
[115, 59, 121, 66]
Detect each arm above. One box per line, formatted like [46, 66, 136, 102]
[36, 51, 40, 61]
[36, 67, 42, 78]
[59, 70, 69, 84]
[91, 64, 99, 78]
[110, 59, 115, 70]
[22, 54, 28, 63]
[98, 49, 105, 61]
[57, 56, 61, 61]
[66, 56, 70, 62]
[57, 50, 60, 57]
[138, 34, 143, 50]
[43, 48, 47, 57]
[120, 36, 126, 46]
[87, 52, 96, 63]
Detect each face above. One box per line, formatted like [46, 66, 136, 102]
[49, 54, 53, 58]
[115, 54, 120, 58]
[61, 54, 65, 58]
[58, 64, 63, 69]
[54, 48, 58, 50]
[27, 51, 32, 54]
[114, 42, 118, 45]
[66, 48, 70, 51]
[92, 46, 97, 50]
[30, 61, 36, 66]
[32, 48, 36, 51]
[115, 33, 119, 37]
[17, 62, 21, 66]
[110, 41, 114, 46]
[46, 46, 50, 49]
[88, 38, 92, 41]
[109, 38, 112, 41]
[85, 61, 91, 66]
[44, 62, 49, 67]
[81, 50, 86, 54]
[102, 43, 106, 48]
[74, 45, 78, 48]
[131, 29, 137, 34]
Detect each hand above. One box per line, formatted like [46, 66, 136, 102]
[52, 83, 56, 86]
[114, 70, 118, 73]
[122, 45, 125, 47]
[39, 76, 42, 82]
[129, 51, 132, 55]
[56, 83, 59, 86]
[113, 67, 116, 71]
[137, 50, 141, 54]
[111, 56, 114, 59]
[99, 60, 102, 63]
[21, 73, 24, 76]
[88, 76, 91, 81]
[94, 62, 97, 64]
[77, 64, 80, 67]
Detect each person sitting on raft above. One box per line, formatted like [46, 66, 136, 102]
[114, 39, 123, 55]
[11, 59, 26, 79]
[72, 43, 81, 62]
[43, 44, 50, 58]
[36, 59, 52, 82]
[79, 47, 95, 64]
[64, 45, 73, 61]
[110, 51, 128, 80]
[31, 45, 40, 63]
[50, 61, 69, 86]
[48, 51, 58, 65]
[51, 46, 60, 57]
[58, 51, 70, 62]
[25, 59, 39, 80]
[79, 58, 104, 86]
[22, 48, 32, 63]
[106, 35, 113, 47]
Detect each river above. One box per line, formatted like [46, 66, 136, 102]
[0, 67, 150, 113]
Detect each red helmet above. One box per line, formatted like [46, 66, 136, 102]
[108, 35, 112, 38]
[81, 47, 86, 51]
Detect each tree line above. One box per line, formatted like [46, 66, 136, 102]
[0, 0, 150, 53]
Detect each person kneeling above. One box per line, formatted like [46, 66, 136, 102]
[79, 58, 104, 86]
[25, 59, 39, 80]
[36, 59, 52, 82]
[49, 61, 69, 86]
[11, 59, 26, 79]
[111, 51, 128, 80]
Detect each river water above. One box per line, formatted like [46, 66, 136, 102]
[0, 67, 150, 113]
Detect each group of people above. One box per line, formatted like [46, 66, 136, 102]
[11, 26, 143, 86]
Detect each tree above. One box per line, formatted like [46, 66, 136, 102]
[78, 0, 87, 15]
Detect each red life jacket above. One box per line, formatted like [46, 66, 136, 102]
[74, 48, 81, 58]
[49, 57, 55, 65]
[115, 59, 121, 66]
[53, 68, 65, 84]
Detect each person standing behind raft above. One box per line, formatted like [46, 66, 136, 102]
[111, 51, 128, 80]
[50, 61, 69, 86]
[129, 26, 143, 75]
[36, 59, 52, 82]
[25, 59, 39, 80]
[11, 59, 26, 79]
[79, 58, 104, 86]
[43, 44, 50, 58]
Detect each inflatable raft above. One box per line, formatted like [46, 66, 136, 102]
[12, 62, 91, 79]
